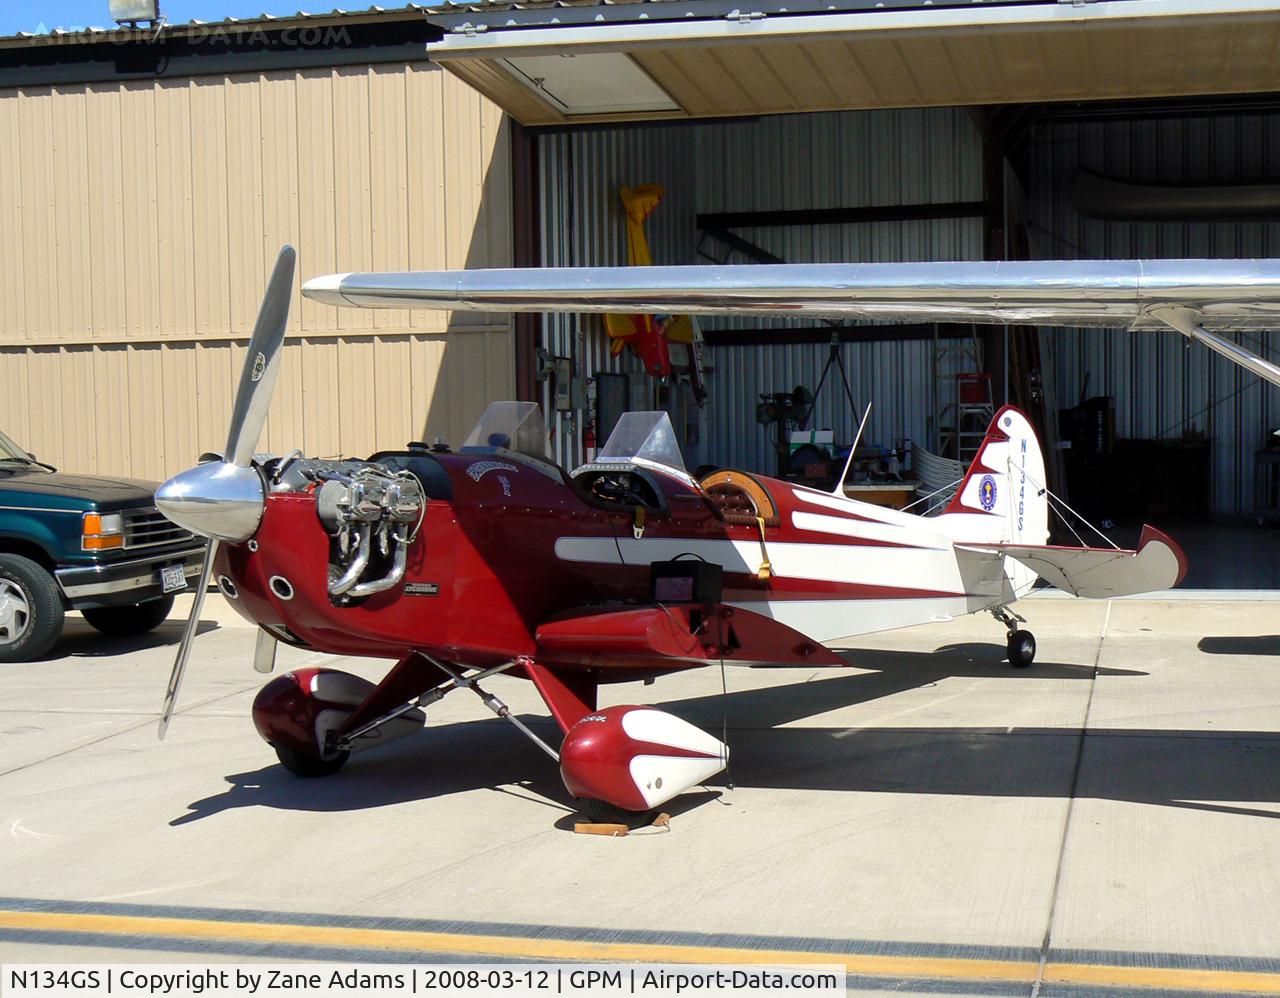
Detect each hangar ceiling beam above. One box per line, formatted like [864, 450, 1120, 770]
[701, 323, 979, 347]
[696, 202, 987, 230]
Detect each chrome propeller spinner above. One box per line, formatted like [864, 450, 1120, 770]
[156, 245, 296, 739]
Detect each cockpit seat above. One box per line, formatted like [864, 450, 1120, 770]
[699, 470, 780, 527]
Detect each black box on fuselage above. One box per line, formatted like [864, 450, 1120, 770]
[650, 560, 723, 604]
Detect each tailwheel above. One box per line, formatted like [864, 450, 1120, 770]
[577, 797, 655, 827]
[1007, 629, 1036, 669]
[273, 742, 350, 777]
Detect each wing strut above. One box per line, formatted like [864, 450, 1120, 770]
[1150, 305, 1280, 388]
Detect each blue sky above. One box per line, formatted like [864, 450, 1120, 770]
[3, 1, 353, 35]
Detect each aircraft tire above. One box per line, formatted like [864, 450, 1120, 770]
[1007, 629, 1036, 669]
[577, 797, 654, 826]
[274, 742, 350, 777]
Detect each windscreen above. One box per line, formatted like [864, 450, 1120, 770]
[596, 411, 687, 477]
[460, 401, 551, 460]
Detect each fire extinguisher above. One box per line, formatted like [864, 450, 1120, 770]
[583, 423, 597, 463]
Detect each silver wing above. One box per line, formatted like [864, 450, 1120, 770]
[302, 259, 1280, 385]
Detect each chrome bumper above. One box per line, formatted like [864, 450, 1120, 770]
[56, 547, 206, 600]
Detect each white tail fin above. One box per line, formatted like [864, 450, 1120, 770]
[938, 406, 1049, 593]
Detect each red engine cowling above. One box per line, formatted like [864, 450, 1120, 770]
[559, 705, 728, 812]
[251, 668, 376, 761]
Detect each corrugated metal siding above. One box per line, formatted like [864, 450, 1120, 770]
[538, 123, 699, 466]
[0, 65, 514, 481]
[538, 107, 983, 471]
[708, 339, 940, 474]
[1026, 115, 1280, 518]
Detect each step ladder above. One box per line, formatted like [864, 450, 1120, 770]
[953, 373, 995, 463]
[932, 327, 994, 463]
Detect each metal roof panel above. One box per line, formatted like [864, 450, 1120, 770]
[0, 4, 432, 45]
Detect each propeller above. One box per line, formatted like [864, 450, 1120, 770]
[156, 245, 297, 739]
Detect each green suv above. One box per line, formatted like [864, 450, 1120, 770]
[0, 429, 205, 662]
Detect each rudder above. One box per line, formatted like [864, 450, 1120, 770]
[942, 406, 1049, 592]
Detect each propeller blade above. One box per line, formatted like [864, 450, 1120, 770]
[157, 539, 219, 740]
[253, 627, 278, 674]
[156, 246, 297, 740]
[225, 245, 297, 467]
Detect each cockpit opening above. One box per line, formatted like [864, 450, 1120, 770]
[570, 411, 692, 512]
[592, 411, 691, 482]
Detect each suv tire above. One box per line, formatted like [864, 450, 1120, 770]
[0, 554, 65, 663]
[83, 595, 175, 637]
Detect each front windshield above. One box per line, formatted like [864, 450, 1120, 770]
[596, 411, 688, 478]
[0, 430, 33, 464]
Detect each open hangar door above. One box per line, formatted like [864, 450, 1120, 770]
[530, 103, 1280, 546]
[425, 0, 1280, 583]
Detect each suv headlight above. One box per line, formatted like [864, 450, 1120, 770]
[82, 512, 125, 551]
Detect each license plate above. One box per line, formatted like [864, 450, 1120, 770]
[160, 564, 188, 594]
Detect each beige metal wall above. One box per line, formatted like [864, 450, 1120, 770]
[0, 64, 514, 482]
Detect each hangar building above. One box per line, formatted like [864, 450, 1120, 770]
[2, 0, 1279, 554]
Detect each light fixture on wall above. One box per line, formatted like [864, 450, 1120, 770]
[503, 53, 680, 116]
[109, 0, 161, 25]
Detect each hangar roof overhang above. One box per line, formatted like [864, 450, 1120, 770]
[422, 0, 1280, 126]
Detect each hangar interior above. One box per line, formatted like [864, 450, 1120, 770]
[532, 103, 1280, 530]
[2, 0, 1280, 586]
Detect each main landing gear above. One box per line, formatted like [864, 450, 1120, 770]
[991, 606, 1036, 669]
[252, 656, 556, 780]
[250, 654, 728, 824]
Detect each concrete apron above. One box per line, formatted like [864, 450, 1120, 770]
[0, 594, 1277, 995]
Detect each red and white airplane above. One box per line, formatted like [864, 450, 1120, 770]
[155, 249, 1280, 821]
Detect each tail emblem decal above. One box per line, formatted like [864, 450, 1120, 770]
[979, 475, 998, 512]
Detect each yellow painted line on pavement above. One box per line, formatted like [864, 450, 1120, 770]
[0, 910, 1029, 982]
[1044, 962, 1280, 995]
[3, 910, 1280, 993]
[0, 911, 1035, 982]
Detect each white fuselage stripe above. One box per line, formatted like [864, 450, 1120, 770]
[726, 596, 1006, 644]
[790, 510, 949, 549]
[553, 535, 1016, 597]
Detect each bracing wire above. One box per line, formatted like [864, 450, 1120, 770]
[1002, 455, 1121, 550]
[1047, 493, 1092, 549]
[716, 610, 733, 792]
[1027, 468, 1121, 550]
[901, 477, 965, 514]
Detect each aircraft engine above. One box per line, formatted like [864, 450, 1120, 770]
[559, 705, 728, 812]
[269, 459, 425, 604]
[252, 667, 423, 775]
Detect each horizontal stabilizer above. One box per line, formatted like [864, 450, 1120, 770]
[956, 525, 1187, 598]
